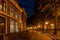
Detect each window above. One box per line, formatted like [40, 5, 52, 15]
[0, 0, 3, 11]
[0, 17, 5, 33]
[15, 9, 19, 19]
[10, 4, 20, 19]
[10, 5, 14, 16]
[15, 12, 18, 18]
[10, 19, 14, 32]
[15, 22, 19, 32]
[0, 0, 6, 12]
[3, 2, 6, 12]
[0, 4, 2, 11]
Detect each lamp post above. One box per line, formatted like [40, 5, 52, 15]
[42, 19, 44, 33]
[45, 21, 49, 32]
[54, 0, 57, 34]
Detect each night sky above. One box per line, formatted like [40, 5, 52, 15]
[17, 0, 35, 17]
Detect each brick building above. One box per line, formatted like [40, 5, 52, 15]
[0, 0, 27, 40]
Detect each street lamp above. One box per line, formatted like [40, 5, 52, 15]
[45, 22, 48, 25]
[38, 24, 41, 28]
[51, 24, 54, 30]
[51, 24, 54, 26]
[45, 21, 49, 32]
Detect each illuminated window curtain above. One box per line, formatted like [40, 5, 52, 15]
[10, 19, 14, 32]
[15, 22, 19, 32]
[10, 5, 14, 16]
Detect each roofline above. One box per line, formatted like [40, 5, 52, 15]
[10, 0, 23, 12]
[22, 8, 27, 18]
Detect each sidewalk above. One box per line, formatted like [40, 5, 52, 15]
[46, 30, 60, 40]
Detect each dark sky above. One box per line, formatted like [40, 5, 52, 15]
[17, 0, 35, 17]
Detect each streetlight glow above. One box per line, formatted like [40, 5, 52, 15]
[39, 25, 41, 28]
[45, 22, 48, 24]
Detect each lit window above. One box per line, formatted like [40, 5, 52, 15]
[15, 22, 19, 32]
[0, 4, 2, 11]
[15, 10, 19, 19]
[15, 12, 18, 18]
[10, 5, 14, 16]
[0, 0, 3, 11]
[10, 10, 14, 16]
[0, 0, 6, 12]
[3, 2, 6, 12]
[0, 17, 5, 33]
[10, 19, 14, 32]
